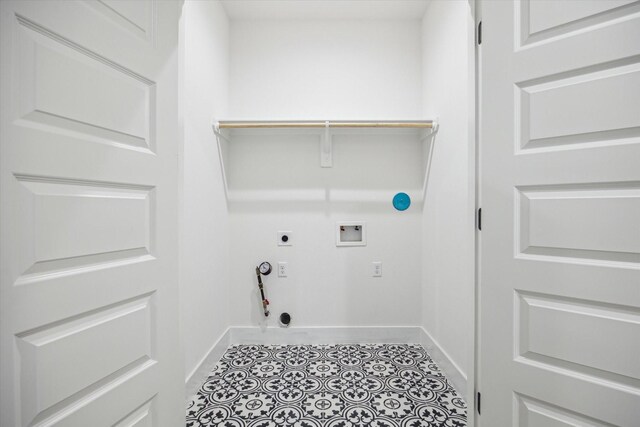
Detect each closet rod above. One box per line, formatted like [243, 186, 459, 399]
[217, 121, 434, 129]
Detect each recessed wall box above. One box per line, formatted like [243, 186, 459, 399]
[336, 222, 366, 247]
[278, 231, 292, 246]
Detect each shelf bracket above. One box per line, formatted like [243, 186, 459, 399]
[321, 120, 332, 168]
[419, 118, 439, 141]
[212, 119, 230, 142]
[211, 118, 230, 199]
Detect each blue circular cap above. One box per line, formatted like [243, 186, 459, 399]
[393, 192, 411, 211]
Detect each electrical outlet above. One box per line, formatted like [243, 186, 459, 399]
[278, 231, 292, 246]
[278, 262, 288, 277]
[372, 262, 382, 277]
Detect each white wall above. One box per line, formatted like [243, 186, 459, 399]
[229, 208, 423, 328]
[228, 20, 423, 119]
[179, 0, 230, 381]
[421, 0, 475, 385]
[223, 17, 426, 328]
[226, 131, 425, 328]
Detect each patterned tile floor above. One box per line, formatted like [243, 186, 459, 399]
[186, 344, 467, 427]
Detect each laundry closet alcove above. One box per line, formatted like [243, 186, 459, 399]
[180, 0, 475, 417]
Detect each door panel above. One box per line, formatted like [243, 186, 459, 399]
[518, 0, 639, 47]
[84, 0, 155, 43]
[480, 0, 640, 426]
[516, 183, 640, 264]
[14, 16, 155, 153]
[517, 60, 640, 152]
[0, 1, 183, 425]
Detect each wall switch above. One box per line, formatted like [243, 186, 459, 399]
[278, 231, 293, 246]
[372, 262, 382, 277]
[278, 262, 288, 277]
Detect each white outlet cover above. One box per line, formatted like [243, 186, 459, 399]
[372, 261, 382, 277]
[278, 231, 292, 246]
[278, 262, 288, 277]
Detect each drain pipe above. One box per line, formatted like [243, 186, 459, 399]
[279, 312, 291, 327]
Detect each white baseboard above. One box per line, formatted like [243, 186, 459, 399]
[230, 326, 423, 345]
[418, 327, 467, 397]
[185, 328, 230, 401]
[185, 326, 468, 403]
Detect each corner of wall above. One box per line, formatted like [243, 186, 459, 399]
[419, 327, 467, 397]
[179, 0, 232, 384]
[419, 0, 475, 407]
[185, 327, 231, 401]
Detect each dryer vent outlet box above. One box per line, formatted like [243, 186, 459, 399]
[336, 222, 366, 246]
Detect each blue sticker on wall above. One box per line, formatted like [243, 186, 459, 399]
[393, 192, 411, 211]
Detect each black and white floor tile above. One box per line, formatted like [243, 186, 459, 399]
[186, 344, 467, 427]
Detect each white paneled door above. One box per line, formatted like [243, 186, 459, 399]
[0, 1, 183, 425]
[480, 0, 640, 426]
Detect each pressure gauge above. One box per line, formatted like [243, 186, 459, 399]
[258, 261, 272, 275]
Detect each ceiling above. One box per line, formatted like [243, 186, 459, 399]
[220, 0, 431, 21]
